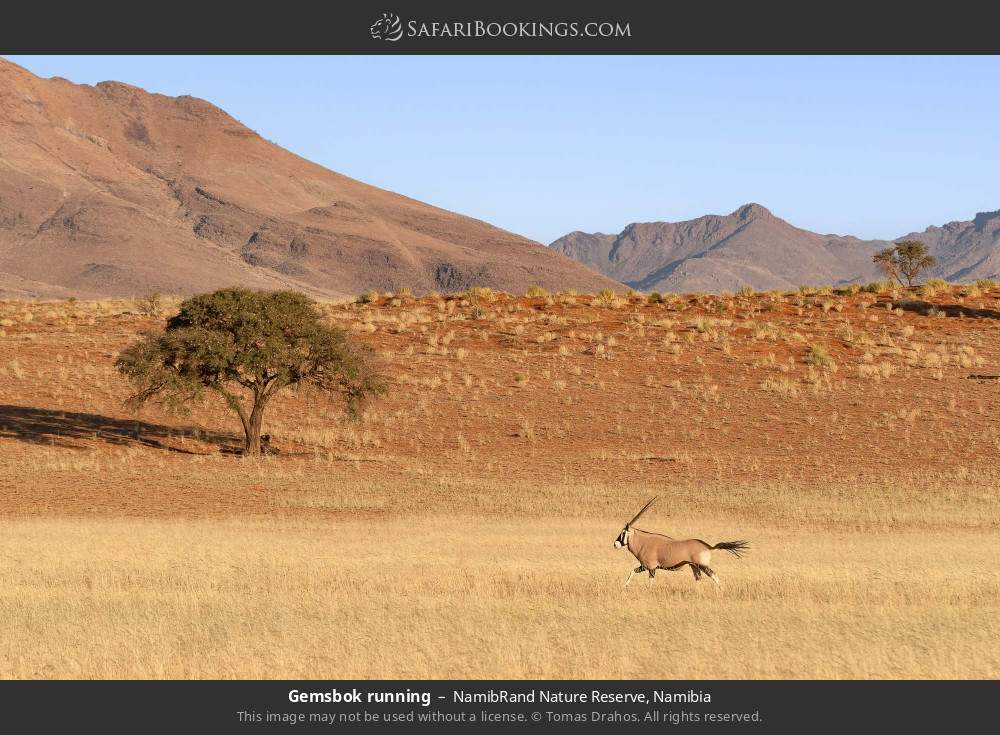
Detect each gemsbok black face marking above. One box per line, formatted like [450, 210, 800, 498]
[614, 495, 749, 589]
[612, 495, 657, 548]
[613, 528, 628, 548]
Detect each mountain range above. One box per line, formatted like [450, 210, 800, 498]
[3, 57, 998, 300]
[550, 203, 1000, 293]
[0, 58, 616, 299]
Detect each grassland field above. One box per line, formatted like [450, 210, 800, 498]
[1, 283, 998, 678]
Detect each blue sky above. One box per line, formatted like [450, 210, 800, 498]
[6, 55, 999, 243]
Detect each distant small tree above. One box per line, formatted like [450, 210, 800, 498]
[873, 240, 936, 288]
[116, 288, 386, 456]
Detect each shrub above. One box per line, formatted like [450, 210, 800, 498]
[862, 280, 892, 294]
[595, 288, 621, 308]
[135, 293, 162, 317]
[918, 278, 950, 298]
[465, 286, 497, 303]
[858, 362, 896, 380]
[807, 343, 834, 367]
[751, 322, 780, 341]
[760, 377, 799, 397]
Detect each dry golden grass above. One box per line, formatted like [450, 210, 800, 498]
[2, 287, 1000, 679]
[2, 510, 997, 679]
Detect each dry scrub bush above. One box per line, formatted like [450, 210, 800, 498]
[596, 289, 622, 308]
[807, 343, 835, 368]
[858, 362, 896, 380]
[761, 377, 799, 397]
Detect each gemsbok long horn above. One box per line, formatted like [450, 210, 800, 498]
[627, 496, 659, 527]
[613, 497, 749, 589]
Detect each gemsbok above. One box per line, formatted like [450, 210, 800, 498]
[613, 496, 748, 588]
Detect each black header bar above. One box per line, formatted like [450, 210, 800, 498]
[3, 2, 1000, 54]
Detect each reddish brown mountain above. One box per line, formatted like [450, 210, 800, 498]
[0, 58, 618, 298]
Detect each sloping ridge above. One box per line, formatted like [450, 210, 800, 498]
[0, 58, 619, 298]
[551, 204, 1000, 292]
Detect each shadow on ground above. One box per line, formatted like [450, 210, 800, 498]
[892, 299, 1000, 319]
[0, 404, 236, 453]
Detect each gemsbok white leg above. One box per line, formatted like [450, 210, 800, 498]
[624, 570, 635, 588]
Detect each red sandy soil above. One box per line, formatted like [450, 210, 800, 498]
[1, 285, 998, 518]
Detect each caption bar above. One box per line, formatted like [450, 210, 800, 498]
[0, 680, 994, 733]
[245, 685, 755, 726]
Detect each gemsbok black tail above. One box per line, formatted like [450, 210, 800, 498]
[712, 540, 750, 558]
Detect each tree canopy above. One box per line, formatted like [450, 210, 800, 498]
[873, 240, 936, 287]
[116, 288, 386, 455]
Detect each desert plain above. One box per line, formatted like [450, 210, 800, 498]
[1, 283, 998, 678]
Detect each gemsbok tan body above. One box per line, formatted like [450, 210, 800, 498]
[613, 497, 748, 588]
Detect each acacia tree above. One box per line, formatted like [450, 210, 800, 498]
[873, 240, 936, 287]
[116, 288, 386, 455]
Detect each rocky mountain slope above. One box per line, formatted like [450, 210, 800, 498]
[0, 58, 618, 298]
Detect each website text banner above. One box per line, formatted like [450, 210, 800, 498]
[0, 681, 995, 733]
[2, 2, 1000, 53]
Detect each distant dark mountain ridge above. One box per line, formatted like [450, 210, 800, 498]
[550, 204, 1000, 292]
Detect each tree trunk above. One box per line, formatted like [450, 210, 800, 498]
[243, 421, 259, 456]
[244, 395, 268, 456]
[213, 385, 272, 456]
[214, 386, 254, 456]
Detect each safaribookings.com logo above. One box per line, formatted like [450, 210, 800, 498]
[369, 13, 631, 42]
[370, 13, 404, 41]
